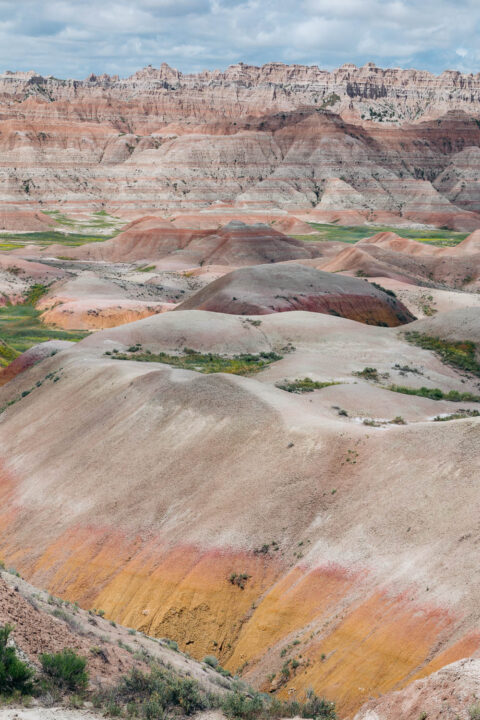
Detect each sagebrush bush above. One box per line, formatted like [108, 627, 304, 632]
[0, 624, 34, 696]
[222, 690, 265, 720]
[222, 686, 336, 720]
[118, 666, 208, 716]
[203, 655, 219, 668]
[40, 648, 88, 691]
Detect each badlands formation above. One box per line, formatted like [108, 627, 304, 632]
[3, 62, 480, 226]
[0, 62, 479, 720]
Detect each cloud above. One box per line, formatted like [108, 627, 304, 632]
[0, 0, 479, 77]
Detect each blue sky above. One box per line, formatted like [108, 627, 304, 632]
[0, 0, 478, 78]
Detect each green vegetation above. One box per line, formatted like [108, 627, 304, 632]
[0, 339, 19, 366]
[46, 209, 123, 231]
[0, 624, 34, 696]
[405, 332, 480, 377]
[0, 369, 63, 415]
[353, 366, 390, 382]
[0, 231, 116, 250]
[24, 283, 49, 305]
[353, 366, 381, 381]
[386, 384, 480, 403]
[109, 346, 282, 376]
[369, 281, 397, 298]
[136, 265, 156, 273]
[96, 665, 336, 720]
[40, 649, 88, 691]
[224, 686, 335, 720]
[229, 573, 250, 590]
[276, 377, 339, 393]
[0, 285, 89, 357]
[470, 704, 480, 720]
[97, 666, 208, 718]
[320, 93, 340, 109]
[292, 223, 468, 247]
[198, 650, 228, 678]
[44, 210, 77, 227]
[434, 410, 480, 422]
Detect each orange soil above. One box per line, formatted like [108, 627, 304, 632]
[0, 505, 472, 717]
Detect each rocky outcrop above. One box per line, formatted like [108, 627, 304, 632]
[1, 65, 480, 224]
[3, 62, 480, 123]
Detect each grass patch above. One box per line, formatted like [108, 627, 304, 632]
[0, 339, 19, 367]
[44, 210, 77, 227]
[386, 384, 480, 402]
[24, 283, 49, 305]
[0, 285, 89, 355]
[45, 209, 122, 232]
[136, 265, 156, 273]
[109, 346, 282, 375]
[405, 332, 480, 377]
[276, 378, 339, 393]
[0, 231, 116, 249]
[292, 224, 468, 247]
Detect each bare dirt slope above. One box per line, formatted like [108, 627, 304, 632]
[319, 231, 480, 289]
[0, 309, 479, 716]
[354, 657, 480, 720]
[44, 221, 324, 269]
[175, 264, 415, 325]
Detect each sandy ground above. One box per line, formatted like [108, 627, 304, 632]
[0, 708, 101, 720]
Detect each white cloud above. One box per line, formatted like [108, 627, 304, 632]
[0, 0, 479, 77]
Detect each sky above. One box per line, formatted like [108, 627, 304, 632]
[0, 0, 479, 79]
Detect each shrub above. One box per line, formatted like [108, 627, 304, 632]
[222, 686, 336, 720]
[203, 655, 219, 668]
[40, 648, 88, 691]
[276, 378, 339, 393]
[142, 692, 164, 719]
[117, 665, 207, 716]
[370, 281, 397, 298]
[0, 624, 34, 695]
[222, 690, 264, 720]
[434, 410, 480, 422]
[229, 573, 250, 590]
[353, 367, 381, 381]
[301, 688, 337, 719]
